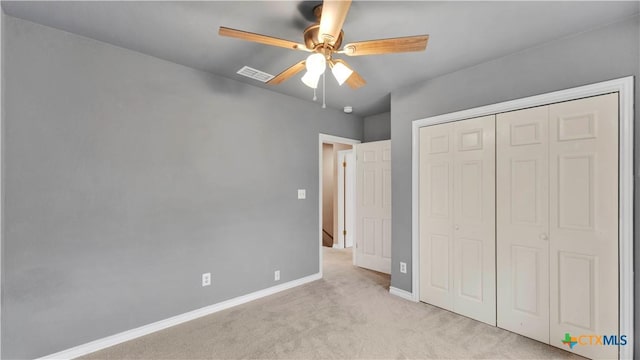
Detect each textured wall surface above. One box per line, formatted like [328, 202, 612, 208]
[363, 112, 391, 142]
[2, 15, 362, 359]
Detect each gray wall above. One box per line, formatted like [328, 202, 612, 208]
[363, 112, 391, 142]
[2, 16, 362, 359]
[390, 14, 639, 351]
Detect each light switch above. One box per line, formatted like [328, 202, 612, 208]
[297, 189, 306, 199]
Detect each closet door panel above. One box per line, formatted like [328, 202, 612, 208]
[496, 106, 550, 343]
[549, 93, 618, 359]
[452, 115, 496, 326]
[419, 123, 454, 310]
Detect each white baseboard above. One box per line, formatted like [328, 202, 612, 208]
[332, 244, 344, 249]
[389, 286, 417, 302]
[37, 273, 322, 360]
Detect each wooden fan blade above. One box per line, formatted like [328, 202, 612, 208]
[333, 59, 366, 89]
[219, 27, 309, 51]
[318, 0, 351, 45]
[340, 35, 429, 56]
[267, 60, 307, 85]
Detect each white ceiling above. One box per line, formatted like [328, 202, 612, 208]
[2, 1, 638, 116]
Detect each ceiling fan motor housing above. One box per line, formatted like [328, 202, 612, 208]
[303, 24, 343, 54]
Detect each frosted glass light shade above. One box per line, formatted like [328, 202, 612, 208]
[331, 62, 353, 86]
[301, 71, 321, 89]
[305, 53, 326, 75]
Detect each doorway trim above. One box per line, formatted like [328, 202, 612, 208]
[410, 76, 634, 359]
[336, 149, 355, 250]
[318, 134, 360, 277]
[1, 11, 4, 357]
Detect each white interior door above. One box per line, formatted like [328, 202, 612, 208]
[419, 115, 496, 325]
[451, 115, 496, 326]
[549, 93, 619, 359]
[497, 106, 550, 343]
[337, 150, 355, 248]
[355, 140, 391, 274]
[419, 122, 454, 310]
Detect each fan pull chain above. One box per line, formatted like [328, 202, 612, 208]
[322, 70, 326, 109]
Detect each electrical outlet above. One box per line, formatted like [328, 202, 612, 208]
[400, 262, 407, 274]
[274, 270, 280, 281]
[202, 272, 211, 287]
[297, 189, 306, 199]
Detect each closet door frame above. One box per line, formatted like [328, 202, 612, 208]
[410, 76, 634, 360]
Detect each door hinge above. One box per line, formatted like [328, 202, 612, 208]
[343, 230, 347, 236]
[343, 161, 347, 168]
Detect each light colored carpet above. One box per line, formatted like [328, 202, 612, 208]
[81, 248, 584, 359]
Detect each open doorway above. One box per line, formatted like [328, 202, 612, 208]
[318, 134, 360, 275]
[321, 142, 353, 248]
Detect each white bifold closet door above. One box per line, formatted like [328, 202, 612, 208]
[419, 115, 496, 326]
[549, 94, 619, 359]
[497, 93, 619, 359]
[496, 106, 550, 343]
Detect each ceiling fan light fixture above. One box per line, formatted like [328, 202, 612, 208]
[330, 61, 353, 85]
[301, 71, 321, 89]
[305, 53, 327, 75]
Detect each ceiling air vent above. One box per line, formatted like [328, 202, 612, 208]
[236, 66, 274, 83]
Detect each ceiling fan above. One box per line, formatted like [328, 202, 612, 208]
[218, 0, 429, 90]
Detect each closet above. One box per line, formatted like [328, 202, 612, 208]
[419, 93, 619, 359]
